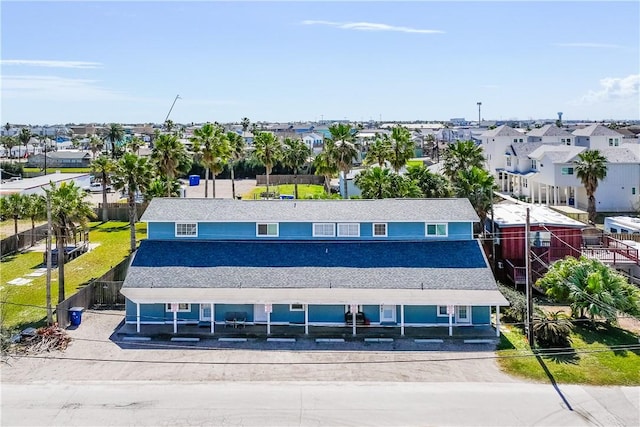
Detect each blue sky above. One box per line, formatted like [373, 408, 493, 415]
[1, 1, 639, 125]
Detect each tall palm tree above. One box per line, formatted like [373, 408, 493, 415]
[364, 135, 391, 168]
[91, 155, 115, 222]
[326, 123, 359, 199]
[151, 133, 188, 197]
[574, 150, 608, 223]
[24, 194, 46, 247]
[88, 135, 104, 159]
[45, 181, 95, 302]
[1, 193, 25, 247]
[454, 166, 496, 229]
[252, 131, 283, 197]
[104, 123, 125, 158]
[313, 142, 338, 196]
[425, 134, 438, 161]
[18, 128, 31, 158]
[2, 136, 18, 161]
[226, 131, 246, 199]
[191, 123, 229, 198]
[112, 153, 153, 252]
[282, 137, 311, 199]
[442, 140, 485, 183]
[128, 136, 143, 155]
[241, 117, 250, 132]
[406, 165, 453, 198]
[388, 125, 414, 173]
[354, 166, 394, 199]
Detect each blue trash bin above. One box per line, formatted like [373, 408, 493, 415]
[189, 175, 200, 186]
[69, 307, 84, 326]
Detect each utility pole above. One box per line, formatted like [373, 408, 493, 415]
[525, 207, 534, 347]
[45, 192, 53, 325]
[477, 102, 482, 126]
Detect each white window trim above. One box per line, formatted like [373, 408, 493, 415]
[372, 223, 388, 237]
[256, 222, 279, 237]
[313, 223, 336, 237]
[436, 305, 449, 317]
[175, 222, 198, 238]
[425, 223, 448, 237]
[165, 303, 191, 312]
[290, 304, 305, 311]
[337, 223, 360, 237]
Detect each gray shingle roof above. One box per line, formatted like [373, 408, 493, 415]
[508, 142, 545, 157]
[141, 198, 480, 223]
[598, 147, 640, 163]
[526, 125, 573, 138]
[572, 124, 624, 137]
[482, 125, 523, 138]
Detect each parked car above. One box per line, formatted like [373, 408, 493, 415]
[83, 182, 113, 193]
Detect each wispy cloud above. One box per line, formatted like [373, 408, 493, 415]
[1, 59, 103, 69]
[572, 74, 640, 105]
[553, 42, 621, 49]
[301, 20, 444, 34]
[1, 75, 128, 101]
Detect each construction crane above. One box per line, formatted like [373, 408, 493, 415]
[164, 94, 181, 125]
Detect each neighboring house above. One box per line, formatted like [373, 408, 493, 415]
[572, 124, 625, 150]
[0, 171, 91, 196]
[120, 198, 508, 337]
[604, 216, 640, 235]
[302, 132, 324, 154]
[480, 125, 528, 174]
[526, 124, 574, 145]
[26, 151, 92, 168]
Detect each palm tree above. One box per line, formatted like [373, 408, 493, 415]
[325, 124, 359, 199]
[425, 134, 437, 161]
[45, 181, 95, 302]
[104, 123, 125, 158]
[191, 123, 229, 198]
[147, 178, 180, 198]
[128, 136, 143, 155]
[1, 193, 25, 247]
[354, 167, 394, 199]
[252, 131, 283, 197]
[2, 136, 18, 161]
[18, 128, 31, 158]
[24, 194, 46, 247]
[241, 117, 250, 132]
[313, 143, 339, 196]
[442, 140, 485, 183]
[88, 136, 103, 159]
[226, 131, 246, 199]
[574, 150, 608, 223]
[112, 153, 153, 252]
[454, 166, 496, 228]
[151, 133, 188, 197]
[164, 119, 175, 134]
[91, 155, 115, 222]
[406, 165, 453, 198]
[363, 135, 391, 168]
[282, 137, 311, 199]
[388, 125, 414, 173]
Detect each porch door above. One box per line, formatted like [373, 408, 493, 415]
[199, 304, 212, 321]
[380, 305, 396, 323]
[456, 306, 471, 324]
[254, 304, 268, 323]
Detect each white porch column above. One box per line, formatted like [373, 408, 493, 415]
[267, 310, 271, 335]
[565, 187, 569, 206]
[573, 187, 577, 206]
[400, 304, 405, 336]
[537, 182, 542, 205]
[502, 174, 506, 192]
[211, 303, 216, 334]
[448, 312, 453, 337]
[304, 304, 309, 335]
[496, 305, 501, 337]
[555, 186, 560, 205]
[136, 303, 140, 333]
[173, 310, 177, 334]
[352, 311, 357, 336]
[545, 185, 550, 204]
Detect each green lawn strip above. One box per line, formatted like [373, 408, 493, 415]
[1, 221, 146, 331]
[497, 324, 640, 385]
[243, 184, 326, 199]
[23, 167, 91, 174]
[406, 159, 424, 168]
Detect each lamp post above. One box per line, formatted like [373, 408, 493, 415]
[477, 102, 482, 126]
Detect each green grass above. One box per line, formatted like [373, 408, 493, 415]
[497, 323, 640, 385]
[1, 221, 146, 331]
[243, 184, 327, 200]
[23, 167, 91, 174]
[406, 159, 424, 168]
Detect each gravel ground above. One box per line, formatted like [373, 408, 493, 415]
[2, 310, 517, 384]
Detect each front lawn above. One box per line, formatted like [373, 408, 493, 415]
[23, 167, 91, 174]
[1, 221, 146, 331]
[243, 184, 327, 199]
[497, 323, 640, 386]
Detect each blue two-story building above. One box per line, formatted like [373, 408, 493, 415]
[120, 198, 508, 336]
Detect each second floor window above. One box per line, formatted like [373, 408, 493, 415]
[313, 223, 335, 237]
[561, 167, 574, 175]
[337, 223, 360, 237]
[175, 222, 197, 237]
[506, 156, 512, 167]
[373, 223, 388, 237]
[257, 223, 278, 237]
[531, 160, 537, 170]
[426, 223, 447, 237]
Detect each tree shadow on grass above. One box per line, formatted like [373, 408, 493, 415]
[573, 322, 640, 356]
[0, 255, 17, 263]
[496, 333, 516, 350]
[536, 347, 580, 365]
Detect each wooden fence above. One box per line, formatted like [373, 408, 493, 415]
[0, 224, 48, 256]
[256, 175, 324, 186]
[56, 254, 131, 327]
[94, 202, 149, 222]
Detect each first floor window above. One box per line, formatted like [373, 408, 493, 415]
[175, 223, 197, 237]
[426, 223, 447, 237]
[257, 223, 278, 236]
[313, 223, 335, 237]
[290, 304, 305, 311]
[166, 303, 191, 312]
[337, 223, 360, 237]
[437, 306, 450, 317]
[373, 223, 387, 237]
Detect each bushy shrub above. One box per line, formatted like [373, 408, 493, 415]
[533, 309, 573, 348]
[498, 283, 527, 323]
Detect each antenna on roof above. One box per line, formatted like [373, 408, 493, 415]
[421, 282, 424, 290]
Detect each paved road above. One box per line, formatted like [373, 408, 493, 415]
[2, 381, 638, 426]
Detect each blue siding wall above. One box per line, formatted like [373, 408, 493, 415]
[472, 306, 491, 324]
[362, 305, 379, 323]
[214, 304, 254, 322]
[148, 221, 475, 241]
[308, 305, 345, 323]
[126, 301, 199, 322]
[270, 304, 305, 323]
